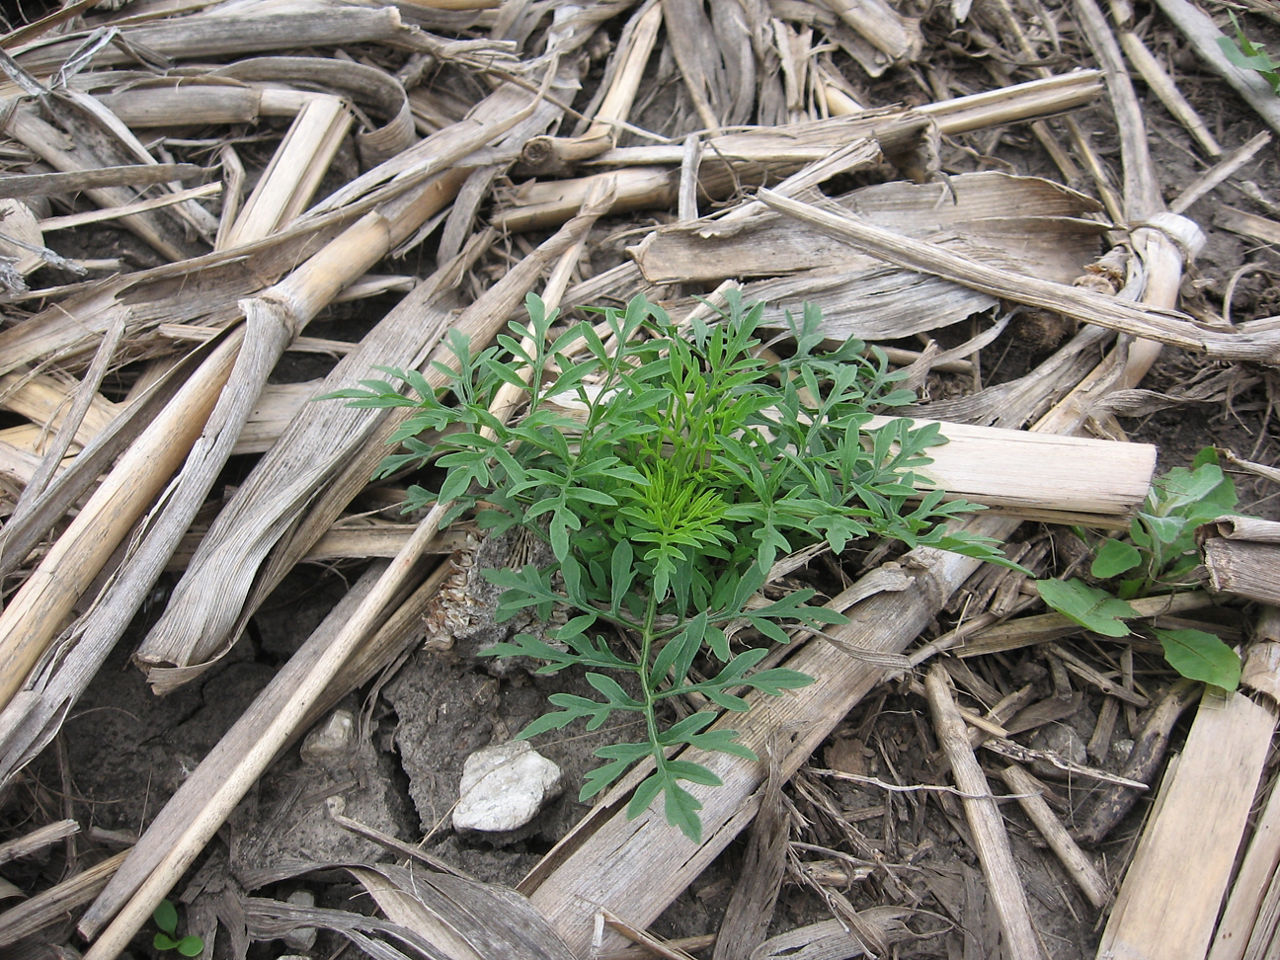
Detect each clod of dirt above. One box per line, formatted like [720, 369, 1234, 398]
[1029, 722, 1089, 775]
[448, 528, 564, 678]
[385, 649, 500, 832]
[299, 708, 356, 764]
[227, 731, 416, 881]
[453, 740, 563, 835]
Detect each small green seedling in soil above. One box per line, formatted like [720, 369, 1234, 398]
[332, 292, 1019, 842]
[152, 899, 203, 957]
[1036, 447, 1242, 691]
[1219, 12, 1280, 95]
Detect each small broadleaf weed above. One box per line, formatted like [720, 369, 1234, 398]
[152, 899, 203, 957]
[1036, 448, 1243, 691]
[1219, 12, 1280, 96]
[333, 292, 1014, 841]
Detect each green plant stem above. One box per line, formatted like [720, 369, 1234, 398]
[639, 590, 662, 756]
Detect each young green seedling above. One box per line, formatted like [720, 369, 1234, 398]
[1219, 12, 1280, 96]
[152, 899, 203, 957]
[1036, 448, 1243, 690]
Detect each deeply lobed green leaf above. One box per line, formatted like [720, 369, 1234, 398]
[337, 291, 1019, 841]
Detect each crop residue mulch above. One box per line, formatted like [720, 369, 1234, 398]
[2, 1, 1280, 959]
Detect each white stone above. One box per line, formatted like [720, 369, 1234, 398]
[452, 740, 562, 833]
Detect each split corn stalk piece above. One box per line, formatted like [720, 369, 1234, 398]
[756, 190, 1271, 363]
[0, 173, 456, 718]
[132, 82, 573, 687]
[0, 51, 554, 721]
[1096, 689, 1275, 960]
[36, 182, 222, 234]
[218, 93, 353, 249]
[0, 331, 241, 712]
[521, 0, 662, 166]
[1208, 618, 1280, 960]
[926, 665, 1044, 960]
[11, 2, 413, 76]
[75, 189, 615, 960]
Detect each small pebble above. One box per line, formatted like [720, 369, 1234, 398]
[300, 709, 356, 764]
[282, 890, 316, 951]
[1036, 723, 1088, 766]
[453, 740, 562, 833]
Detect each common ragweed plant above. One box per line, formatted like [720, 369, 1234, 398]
[332, 292, 1011, 841]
